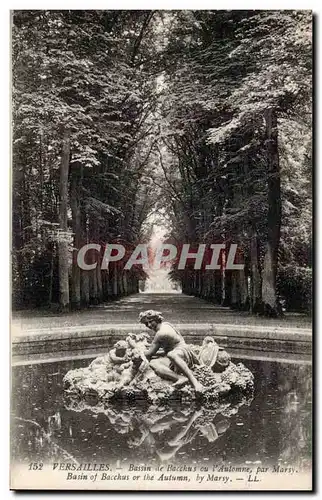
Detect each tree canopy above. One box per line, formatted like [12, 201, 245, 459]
[12, 10, 312, 315]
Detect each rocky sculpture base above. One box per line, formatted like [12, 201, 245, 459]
[63, 333, 254, 405]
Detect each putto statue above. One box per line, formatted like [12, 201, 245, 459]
[64, 310, 254, 403]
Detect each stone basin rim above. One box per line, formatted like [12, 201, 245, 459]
[12, 322, 312, 345]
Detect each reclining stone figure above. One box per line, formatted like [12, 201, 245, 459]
[138, 310, 204, 395]
[63, 310, 254, 402]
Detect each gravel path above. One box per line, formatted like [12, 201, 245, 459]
[12, 293, 311, 336]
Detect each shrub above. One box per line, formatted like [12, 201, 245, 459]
[277, 265, 312, 313]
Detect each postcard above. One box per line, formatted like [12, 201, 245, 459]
[10, 9, 312, 491]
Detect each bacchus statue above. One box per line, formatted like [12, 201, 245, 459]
[139, 310, 204, 394]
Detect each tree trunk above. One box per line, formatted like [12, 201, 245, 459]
[81, 270, 90, 306]
[96, 258, 103, 302]
[118, 272, 124, 296]
[89, 248, 98, 304]
[250, 232, 261, 313]
[261, 108, 282, 316]
[222, 244, 230, 306]
[70, 166, 81, 310]
[214, 271, 222, 303]
[48, 242, 55, 306]
[209, 271, 215, 301]
[107, 270, 113, 296]
[231, 272, 238, 308]
[238, 268, 248, 310]
[113, 265, 118, 296]
[223, 270, 232, 306]
[58, 127, 71, 311]
[123, 272, 128, 295]
[101, 267, 108, 300]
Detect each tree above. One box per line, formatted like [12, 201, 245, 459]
[12, 10, 312, 316]
[12, 10, 159, 309]
[156, 10, 312, 315]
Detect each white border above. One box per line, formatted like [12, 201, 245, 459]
[1, 3, 319, 500]
[1, 1, 320, 8]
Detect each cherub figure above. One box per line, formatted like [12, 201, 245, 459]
[89, 340, 131, 376]
[120, 349, 152, 387]
[126, 332, 150, 352]
[108, 340, 131, 371]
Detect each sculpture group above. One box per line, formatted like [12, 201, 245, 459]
[64, 310, 254, 403]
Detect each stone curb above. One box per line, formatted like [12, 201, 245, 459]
[11, 323, 312, 357]
[12, 322, 312, 343]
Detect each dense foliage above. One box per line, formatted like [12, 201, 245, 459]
[157, 11, 312, 315]
[12, 10, 159, 309]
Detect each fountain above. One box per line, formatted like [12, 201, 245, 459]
[63, 313, 254, 404]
